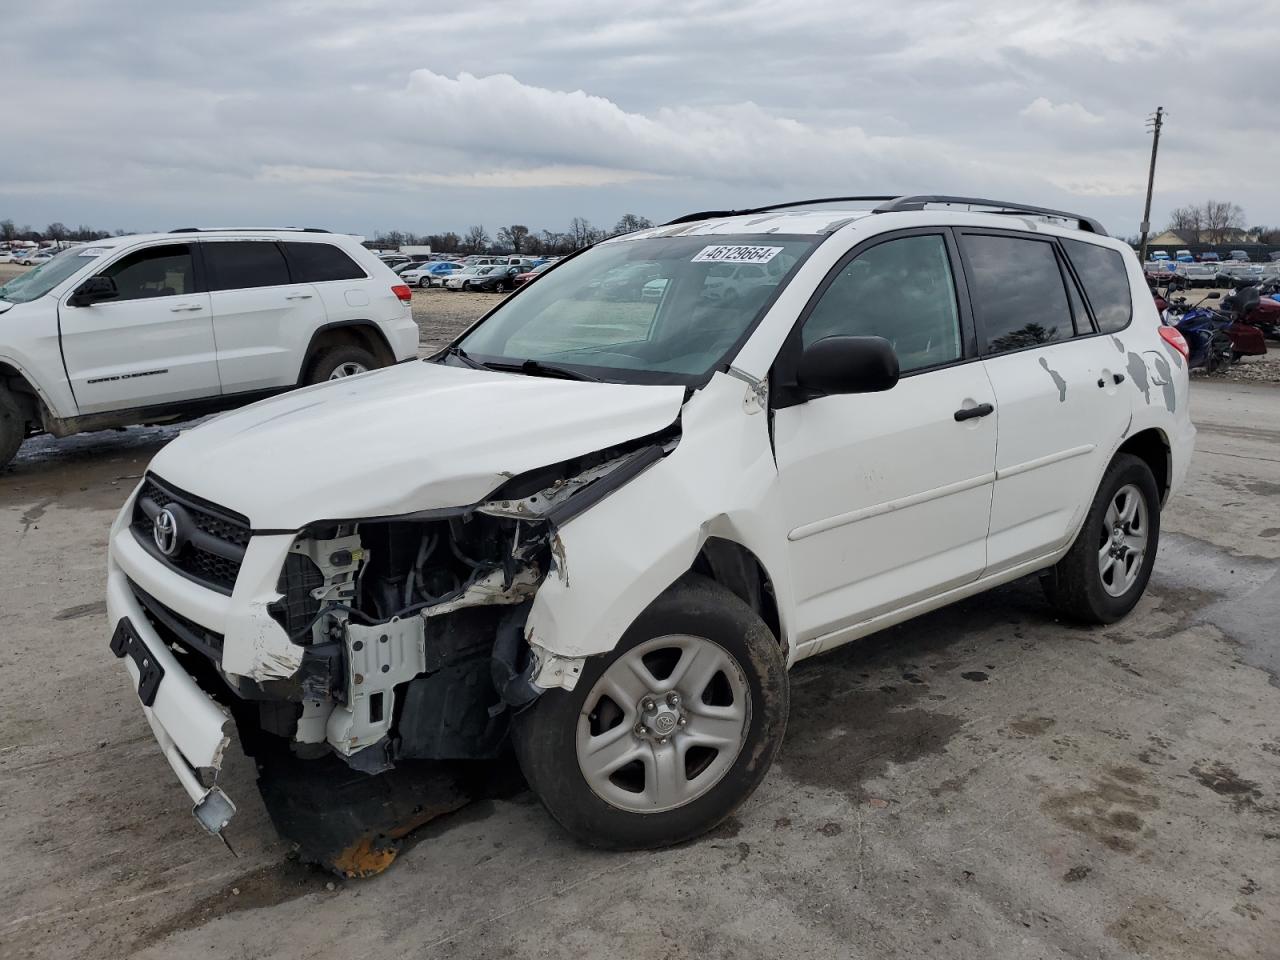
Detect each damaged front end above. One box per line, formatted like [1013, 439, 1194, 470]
[182, 429, 677, 871]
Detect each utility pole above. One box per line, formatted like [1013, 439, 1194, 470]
[1138, 106, 1164, 262]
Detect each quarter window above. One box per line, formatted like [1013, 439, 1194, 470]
[203, 241, 290, 291]
[962, 235, 1072, 355]
[1061, 238, 1133, 333]
[802, 234, 962, 373]
[101, 244, 194, 300]
[282, 241, 366, 282]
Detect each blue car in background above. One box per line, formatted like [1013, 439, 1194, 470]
[401, 261, 464, 288]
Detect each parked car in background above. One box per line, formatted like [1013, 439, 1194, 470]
[1175, 249, 1194, 262]
[514, 261, 555, 287]
[1229, 250, 1250, 263]
[0, 228, 419, 469]
[444, 265, 487, 290]
[402, 261, 463, 288]
[467, 264, 522, 293]
[1269, 252, 1280, 262]
[20, 250, 54, 266]
[1151, 251, 1170, 261]
[1198, 252, 1221, 263]
[394, 260, 430, 276]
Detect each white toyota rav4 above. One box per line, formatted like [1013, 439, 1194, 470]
[107, 197, 1194, 851]
[0, 228, 418, 469]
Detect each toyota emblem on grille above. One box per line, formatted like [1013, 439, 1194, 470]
[153, 508, 181, 557]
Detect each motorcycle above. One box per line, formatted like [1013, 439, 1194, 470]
[1161, 288, 1235, 373]
[1222, 275, 1280, 340]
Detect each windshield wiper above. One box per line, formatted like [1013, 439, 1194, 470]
[440, 345, 487, 370]
[489, 358, 600, 382]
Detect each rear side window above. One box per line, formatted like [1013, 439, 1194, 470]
[283, 241, 366, 282]
[102, 244, 194, 300]
[1061, 238, 1133, 333]
[962, 235, 1072, 354]
[203, 241, 290, 291]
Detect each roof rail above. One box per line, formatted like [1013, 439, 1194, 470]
[872, 196, 1107, 236]
[664, 196, 898, 226]
[168, 226, 331, 234]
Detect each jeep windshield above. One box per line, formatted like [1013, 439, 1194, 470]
[0, 245, 108, 304]
[451, 233, 819, 384]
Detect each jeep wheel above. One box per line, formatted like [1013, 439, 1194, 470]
[1041, 453, 1160, 624]
[0, 386, 25, 470]
[512, 576, 788, 850]
[305, 345, 380, 384]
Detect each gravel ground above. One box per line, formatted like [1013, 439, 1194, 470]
[409, 286, 504, 352]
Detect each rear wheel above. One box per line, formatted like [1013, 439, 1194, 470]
[304, 344, 380, 384]
[0, 386, 26, 471]
[1041, 453, 1160, 624]
[512, 576, 788, 849]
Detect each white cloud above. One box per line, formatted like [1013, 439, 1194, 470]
[1021, 97, 1105, 126]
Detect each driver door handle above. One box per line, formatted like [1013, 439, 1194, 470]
[954, 403, 994, 422]
[169, 303, 204, 312]
[285, 293, 313, 300]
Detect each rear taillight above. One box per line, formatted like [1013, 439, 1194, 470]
[1158, 324, 1189, 359]
[391, 284, 412, 303]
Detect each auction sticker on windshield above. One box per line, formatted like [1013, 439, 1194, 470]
[691, 245, 783, 264]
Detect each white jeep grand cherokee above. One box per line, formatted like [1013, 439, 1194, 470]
[107, 196, 1195, 849]
[0, 228, 418, 469]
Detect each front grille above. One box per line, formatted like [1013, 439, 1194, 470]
[131, 475, 251, 595]
[130, 579, 225, 664]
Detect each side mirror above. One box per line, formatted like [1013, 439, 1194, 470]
[797, 335, 899, 396]
[68, 275, 117, 307]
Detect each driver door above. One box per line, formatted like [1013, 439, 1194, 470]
[58, 242, 219, 415]
[772, 230, 998, 649]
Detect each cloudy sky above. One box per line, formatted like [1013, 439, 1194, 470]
[5, 0, 1278, 239]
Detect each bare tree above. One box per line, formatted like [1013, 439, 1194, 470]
[568, 217, 602, 249]
[1166, 205, 1203, 242]
[612, 213, 653, 236]
[462, 225, 490, 254]
[496, 224, 530, 253]
[45, 222, 68, 242]
[1202, 200, 1245, 244]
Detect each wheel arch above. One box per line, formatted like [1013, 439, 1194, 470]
[1116, 427, 1172, 505]
[0, 360, 52, 434]
[297, 321, 396, 383]
[690, 537, 782, 646]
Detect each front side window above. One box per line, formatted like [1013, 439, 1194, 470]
[962, 234, 1072, 354]
[802, 234, 962, 373]
[457, 234, 817, 383]
[283, 241, 365, 283]
[1061, 238, 1133, 334]
[203, 241, 290, 291]
[101, 244, 194, 300]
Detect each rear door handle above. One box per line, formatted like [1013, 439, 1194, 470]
[285, 293, 313, 300]
[954, 403, 994, 422]
[169, 304, 204, 312]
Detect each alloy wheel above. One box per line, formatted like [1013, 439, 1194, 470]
[1098, 482, 1148, 597]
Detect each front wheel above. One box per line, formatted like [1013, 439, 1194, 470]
[418, 277, 430, 288]
[1041, 453, 1160, 624]
[0, 386, 26, 471]
[512, 576, 788, 850]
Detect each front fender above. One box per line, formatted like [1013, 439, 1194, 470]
[525, 373, 797, 664]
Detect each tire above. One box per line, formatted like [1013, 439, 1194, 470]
[494, 280, 508, 293]
[0, 386, 25, 470]
[304, 344, 380, 385]
[418, 277, 430, 288]
[1040, 453, 1161, 624]
[512, 575, 788, 850]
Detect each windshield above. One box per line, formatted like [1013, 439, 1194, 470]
[0, 246, 107, 304]
[455, 234, 818, 383]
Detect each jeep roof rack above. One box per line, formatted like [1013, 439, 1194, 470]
[665, 194, 1107, 236]
[168, 226, 331, 234]
[872, 195, 1107, 236]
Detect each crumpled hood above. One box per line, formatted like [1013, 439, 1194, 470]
[147, 361, 686, 529]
